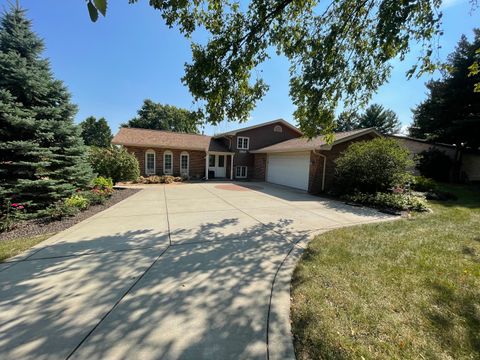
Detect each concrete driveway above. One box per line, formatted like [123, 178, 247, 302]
[0, 182, 394, 360]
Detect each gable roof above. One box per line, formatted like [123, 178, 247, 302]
[213, 119, 302, 138]
[250, 128, 381, 153]
[112, 128, 231, 152]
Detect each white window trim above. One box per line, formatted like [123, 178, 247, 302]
[236, 166, 248, 179]
[274, 125, 283, 133]
[180, 151, 189, 176]
[237, 136, 250, 150]
[145, 149, 156, 175]
[163, 150, 173, 175]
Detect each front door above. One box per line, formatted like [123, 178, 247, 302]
[208, 154, 226, 178]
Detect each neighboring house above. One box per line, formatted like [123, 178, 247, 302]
[112, 119, 380, 193]
[390, 135, 480, 181]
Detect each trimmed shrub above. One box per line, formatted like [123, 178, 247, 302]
[91, 176, 114, 191]
[134, 175, 183, 184]
[344, 192, 429, 212]
[41, 201, 79, 220]
[88, 146, 140, 183]
[335, 137, 413, 194]
[416, 149, 452, 182]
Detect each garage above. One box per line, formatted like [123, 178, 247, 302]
[267, 152, 310, 190]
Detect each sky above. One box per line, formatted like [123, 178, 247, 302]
[1, 0, 478, 135]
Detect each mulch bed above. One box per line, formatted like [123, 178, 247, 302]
[0, 188, 140, 242]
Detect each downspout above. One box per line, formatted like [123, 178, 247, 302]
[313, 149, 327, 192]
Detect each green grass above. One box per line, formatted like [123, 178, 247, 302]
[0, 233, 54, 262]
[291, 184, 480, 360]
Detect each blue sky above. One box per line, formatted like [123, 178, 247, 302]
[2, 0, 478, 135]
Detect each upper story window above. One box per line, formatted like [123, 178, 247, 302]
[145, 149, 156, 175]
[237, 136, 249, 150]
[274, 125, 283, 133]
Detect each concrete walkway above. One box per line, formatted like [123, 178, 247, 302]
[0, 182, 395, 360]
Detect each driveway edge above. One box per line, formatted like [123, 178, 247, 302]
[267, 232, 322, 360]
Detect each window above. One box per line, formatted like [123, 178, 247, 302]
[209, 154, 215, 167]
[218, 155, 225, 167]
[274, 125, 283, 133]
[236, 166, 248, 178]
[163, 151, 173, 174]
[145, 150, 156, 175]
[237, 136, 249, 150]
[180, 152, 189, 176]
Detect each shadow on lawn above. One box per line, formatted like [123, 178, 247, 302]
[0, 217, 297, 360]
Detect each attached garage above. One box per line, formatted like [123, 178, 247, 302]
[267, 152, 310, 190]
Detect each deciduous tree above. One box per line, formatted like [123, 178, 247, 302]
[80, 116, 113, 147]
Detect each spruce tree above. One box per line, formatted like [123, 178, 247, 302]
[0, 6, 93, 214]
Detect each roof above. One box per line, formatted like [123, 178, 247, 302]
[388, 134, 457, 148]
[250, 128, 380, 153]
[112, 128, 231, 152]
[213, 119, 302, 138]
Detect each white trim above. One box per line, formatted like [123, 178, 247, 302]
[274, 125, 283, 133]
[235, 166, 248, 179]
[163, 150, 173, 175]
[237, 136, 250, 150]
[145, 149, 156, 175]
[180, 151, 189, 176]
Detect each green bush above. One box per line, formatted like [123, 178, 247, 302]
[65, 194, 90, 210]
[40, 201, 79, 220]
[411, 176, 437, 192]
[335, 137, 413, 195]
[81, 189, 108, 205]
[344, 192, 429, 212]
[416, 149, 452, 182]
[91, 176, 113, 191]
[88, 146, 140, 183]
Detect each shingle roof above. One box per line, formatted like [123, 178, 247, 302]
[213, 119, 302, 137]
[112, 128, 231, 152]
[251, 128, 380, 153]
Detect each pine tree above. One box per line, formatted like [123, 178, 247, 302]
[0, 6, 93, 214]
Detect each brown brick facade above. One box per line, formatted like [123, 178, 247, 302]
[125, 146, 206, 179]
[253, 154, 267, 181]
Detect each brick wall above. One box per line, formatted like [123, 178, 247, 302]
[308, 151, 326, 194]
[125, 146, 206, 179]
[253, 154, 267, 181]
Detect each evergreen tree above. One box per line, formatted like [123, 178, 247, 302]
[0, 6, 93, 214]
[80, 116, 113, 147]
[335, 104, 401, 134]
[410, 29, 480, 148]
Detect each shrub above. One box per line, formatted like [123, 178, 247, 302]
[65, 194, 89, 210]
[40, 201, 79, 220]
[344, 192, 429, 212]
[88, 146, 140, 183]
[82, 189, 108, 205]
[411, 176, 438, 192]
[335, 137, 413, 195]
[0, 201, 27, 232]
[134, 175, 183, 184]
[416, 149, 452, 182]
[91, 176, 113, 191]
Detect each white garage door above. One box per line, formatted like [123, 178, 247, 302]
[267, 152, 310, 190]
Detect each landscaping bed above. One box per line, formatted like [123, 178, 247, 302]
[291, 184, 480, 359]
[0, 188, 139, 242]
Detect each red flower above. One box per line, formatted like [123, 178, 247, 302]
[11, 203, 18, 207]
[17, 205, 24, 210]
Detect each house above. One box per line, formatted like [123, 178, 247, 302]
[112, 119, 380, 193]
[390, 134, 480, 182]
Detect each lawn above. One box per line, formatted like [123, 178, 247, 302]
[0, 233, 54, 262]
[291, 184, 480, 359]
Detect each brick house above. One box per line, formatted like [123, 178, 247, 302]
[112, 119, 380, 193]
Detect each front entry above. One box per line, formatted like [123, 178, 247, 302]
[208, 154, 226, 178]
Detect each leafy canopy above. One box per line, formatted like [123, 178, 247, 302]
[88, 146, 140, 183]
[122, 99, 201, 133]
[83, 0, 464, 138]
[410, 29, 480, 148]
[80, 116, 113, 147]
[335, 104, 401, 134]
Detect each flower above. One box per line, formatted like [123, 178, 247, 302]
[17, 205, 24, 210]
[11, 203, 18, 207]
